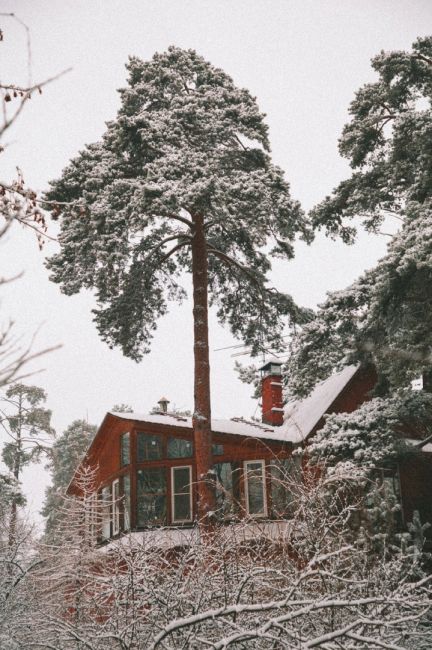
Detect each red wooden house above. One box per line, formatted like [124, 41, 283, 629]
[69, 361, 432, 543]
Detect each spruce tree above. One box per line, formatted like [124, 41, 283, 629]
[45, 47, 310, 523]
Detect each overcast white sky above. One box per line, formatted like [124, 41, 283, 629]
[1, 0, 431, 523]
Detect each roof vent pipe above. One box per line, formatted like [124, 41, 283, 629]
[158, 397, 170, 413]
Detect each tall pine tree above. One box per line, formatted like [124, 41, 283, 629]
[0, 383, 54, 544]
[45, 47, 310, 523]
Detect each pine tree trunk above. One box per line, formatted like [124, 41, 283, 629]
[191, 213, 216, 527]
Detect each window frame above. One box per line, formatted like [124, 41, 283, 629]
[243, 459, 268, 518]
[122, 474, 131, 531]
[120, 432, 130, 467]
[137, 431, 163, 461]
[101, 485, 111, 541]
[214, 461, 241, 520]
[136, 466, 167, 526]
[171, 465, 193, 524]
[167, 437, 193, 459]
[112, 478, 120, 536]
[270, 457, 301, 519]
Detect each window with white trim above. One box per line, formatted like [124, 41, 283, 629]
[123, 474, 131, 531]
[244, 460, 267, 517]
[112, 479, 120, 536]
[101, 485, 111, 540]
[171, 466, 192, 523]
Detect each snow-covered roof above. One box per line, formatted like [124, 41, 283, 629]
[109, 365, 359, 446]
[405, 439, 432, 453]
[108, 411, 284, 442]
[280, 365, 359, 444]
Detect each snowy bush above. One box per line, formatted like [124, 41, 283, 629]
[8, 468, 430, 649]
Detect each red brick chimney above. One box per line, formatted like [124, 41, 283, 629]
[259, 360, 284, 426]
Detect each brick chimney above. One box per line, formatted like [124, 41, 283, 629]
[259, 359, 284, 426]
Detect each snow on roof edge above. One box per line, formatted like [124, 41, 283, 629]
[108, 365, 360, 446]
[280, 365, 360, 444]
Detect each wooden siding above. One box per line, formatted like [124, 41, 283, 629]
[69, 413, 293, 535]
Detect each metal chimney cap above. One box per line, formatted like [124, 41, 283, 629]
[158, 397, 170, 413]
[259, 359, 283, 375]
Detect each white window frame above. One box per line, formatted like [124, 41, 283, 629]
[101, 485, 111, 540]
[243, 460, 267, 518]
[112, 479, 120, 536]
[171, 465, 193, 524]
[123, 474, 131, 531]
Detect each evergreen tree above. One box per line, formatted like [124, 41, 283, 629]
[42, 418, 96, 539]
[311, 35, 432, 241]
[45, 47, 310, 522]
[286, 36, 432, 397]
[111, 403, 133, 413]
[0, 383, 54, 544]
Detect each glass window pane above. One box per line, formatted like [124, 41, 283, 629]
[137, 468, 166, 525]
[214, 462, 240, 519]
[101, 486, 111, 540]
[245, 461, 266, 516]
[173, 467, 190, 493]
[120, 432, 130, 466]
[270, 458, 299, 518]
[123, 474, 131, 531]
[174, 494, 191, 520]
[168, 437, 193, 458]
[138, 494, 167, 524]
[172, 466, 192, 522]
[137, 433, 162, 461]
[112, 480, 120, 535]
[212, 444, 224, 455]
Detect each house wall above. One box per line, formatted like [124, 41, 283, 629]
[399, 452, 432, 537]
[309, 364, 378, 437]
[70, 414, 293, 538]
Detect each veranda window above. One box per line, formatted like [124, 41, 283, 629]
[123, 474, 131, 531]
[244, 460, 267, 517]
[212, 443, 224, 456]
[112, 479, 120, 535]
[120, 432, 130, 466]
[171, 466, 192, 523]
[101, 485, 111, 540]
[270, 457, 301, 518]
[214, 462, 241, 519]
[167, 437, 193, 458]
[138, 433, 162, 461]
[86, 492, 98, 545]
[137, 468, 167, 525]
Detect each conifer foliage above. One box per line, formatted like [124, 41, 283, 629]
[286, 37, 432, 397]
[0, 383, 54, 547]
[45, 47, 310, 522]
